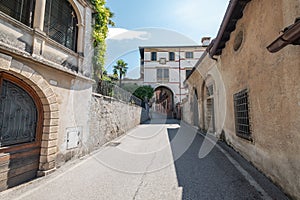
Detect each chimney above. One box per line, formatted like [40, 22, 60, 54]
[201, 37, 211, 47]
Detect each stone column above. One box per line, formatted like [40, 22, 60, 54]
[33, 0, 47, 32]
[77, 24, 85, 74]
[32, 0, 47, 56]
[77, 24, 85, 54]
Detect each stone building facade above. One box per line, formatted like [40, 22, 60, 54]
[183, 0, 300, 199]
[0, 0, 95, 190]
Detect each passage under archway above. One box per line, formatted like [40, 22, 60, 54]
[151, 86, 174, 118]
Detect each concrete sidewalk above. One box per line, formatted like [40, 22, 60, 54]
[0, 120, 288, 200]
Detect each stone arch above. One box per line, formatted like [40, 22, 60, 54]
[68, 0, 83, 26]
[0, 53, 59, 175]
[153, 85, 175, 117]
[153, 85, 176, 100]
[68, 0, 85, 53]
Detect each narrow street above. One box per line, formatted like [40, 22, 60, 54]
[0, 118, 288, 200]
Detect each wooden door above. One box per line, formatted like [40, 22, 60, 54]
[0, 73, 42, 191]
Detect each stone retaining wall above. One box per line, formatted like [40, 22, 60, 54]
[88, 93, 149, 150]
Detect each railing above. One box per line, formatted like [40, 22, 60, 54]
[95, 81, 142, 107]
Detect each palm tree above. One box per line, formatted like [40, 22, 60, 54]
[113, 59, 128, 86]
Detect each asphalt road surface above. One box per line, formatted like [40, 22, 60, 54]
[0, 118, 288, 200]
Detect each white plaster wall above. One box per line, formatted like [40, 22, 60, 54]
[144, 52, 151, 61]
[144, 62, 158, 68]
[194, 51, 204, 58]
[169, 68, 179, 82]
[157, 52, 168, 59]
[144, 68, 156, 82]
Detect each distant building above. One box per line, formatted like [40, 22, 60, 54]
[139, 45, 206, 116]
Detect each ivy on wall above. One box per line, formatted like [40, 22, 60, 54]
[89, 0, 114, 81]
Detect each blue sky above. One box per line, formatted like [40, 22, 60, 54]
[105, 0, 229, 78]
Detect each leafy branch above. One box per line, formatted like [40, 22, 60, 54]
[89, 0, 114, 81]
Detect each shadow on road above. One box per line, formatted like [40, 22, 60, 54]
[167, 127, 264, 200]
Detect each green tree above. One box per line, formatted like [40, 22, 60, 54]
[133, 85, 154, 101]
[113, 59, 128, 86]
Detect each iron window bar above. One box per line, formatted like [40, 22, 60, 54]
[44, 0, 78, 51]
[233, 89, 252, 141]
[0, 0, 35, 27]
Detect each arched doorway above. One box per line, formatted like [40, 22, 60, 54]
[152, 86, 174, 118]
[0, 73, 43, 191]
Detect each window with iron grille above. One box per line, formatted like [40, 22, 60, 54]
[44, 0, 78, 51]
[0, 0, 35, 27]
[234, 89, 252, 141]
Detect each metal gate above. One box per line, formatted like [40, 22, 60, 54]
[0, 73, 42, 191]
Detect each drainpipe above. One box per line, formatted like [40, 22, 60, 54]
[178, 48, 182, 103]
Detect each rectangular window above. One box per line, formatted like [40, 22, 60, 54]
[157, 68, 169, 82]
[185, 52, 193, 59]
[233, 89, 252, 141]
[186, 69, 192, 77]
[151, 52, 157, 61]
[169, 52, 175, 61]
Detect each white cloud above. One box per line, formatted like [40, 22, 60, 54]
[107, 28, 150, 40]
[171, 0, 228, 31]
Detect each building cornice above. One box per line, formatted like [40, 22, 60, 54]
[208, 0, 251, 57]
[0, 42, 94, 83]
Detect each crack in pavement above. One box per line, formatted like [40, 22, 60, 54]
[132, 152, 157, 200]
